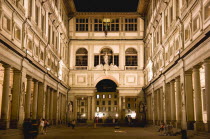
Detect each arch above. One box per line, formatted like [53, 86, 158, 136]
[76, 48, 88, 54]
[99, 46, 114, 54]
[125, 47, 137, 54]
[75, 48, 88, 66]
[94, 75, 119, 87]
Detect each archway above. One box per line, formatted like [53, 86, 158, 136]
[95, 79, 119, 123]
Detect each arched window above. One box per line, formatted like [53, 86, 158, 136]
[125, 48, 137, 66]
[94, 48, 119, 66]
[76, 48, 88, 66]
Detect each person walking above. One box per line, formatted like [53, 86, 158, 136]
[43, 120, 49, 134]
[39, 119, 45, 134]
[71, 120, 76, 129]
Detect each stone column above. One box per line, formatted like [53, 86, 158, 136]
[91, 96, 95, 120]
[53, 90, 58, 125]
[87, 97, 91, 120]
[25, 76, 32, 120]
[154, 91, 158, 125]
[0, 65, 11, 129]
[10, 69, 21, 128]
[122, 96, 126, 120]
[157, 89, 161, 125]
[50, 89, 54, 123]
[204, 59, 210, 132]
[159, 88, 164, 122]
[170, 80, 176, 125]
[118, 96, 122, 120]
[151, 88, 155, 124]
[175, 77, 181, 128]
[185, 71, 195, 130]
[32, 80, 38, 120]
[45, 87, 50, 120]
[74, 96, 77, 120]
[37, 82, 44, 119]
[163, 82, 170, 124]
[193, 66, 204, 131]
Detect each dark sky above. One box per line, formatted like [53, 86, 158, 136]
[73, 0, 139, 12]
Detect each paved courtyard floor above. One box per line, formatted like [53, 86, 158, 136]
[0, 126, 209, 139]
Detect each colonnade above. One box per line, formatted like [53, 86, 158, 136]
[0, 63, 67, 129]
[146, 58, 210, 132]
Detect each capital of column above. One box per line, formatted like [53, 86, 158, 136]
[204, 58, 210, 65]
[185, 70, 192, 75]
[2, 64, 11, 69]
[26, 75, 32, 80]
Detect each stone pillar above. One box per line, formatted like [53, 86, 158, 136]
[32, 80, 38, 120]
[151, 88, 155, 125]
[122, 96, 126, 120]
[49, 89, 54, 123]
[37, 82, 44, 119]
[170, 80, 176, 125]
[193, 66, 205, 131]
[175, 77, 181, 128]
[163, 82, 170, 124]
[185, 71, 195, 130]
[204, 59, 210, 132]
[118, 96, 122, 120]
[74, 96, 77, 120]
[25, 76, 32, 120]
[10, 69, 21, 129]
[91, 96, 95, 120]
[45, 87, 50, 120]
[160, 88, 164, 123]
[53, 90, 58, 125]
[157, 90, 160, 125]
[87, 96, 91, 120]
[0, 65, 11, 129]
[154, 91, 158, 125]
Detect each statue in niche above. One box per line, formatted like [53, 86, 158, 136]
[104, 52, 108, 65]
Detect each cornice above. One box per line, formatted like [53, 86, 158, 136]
[74, 12, 140, 17]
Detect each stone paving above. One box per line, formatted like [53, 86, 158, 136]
[0, 125, 209, 139]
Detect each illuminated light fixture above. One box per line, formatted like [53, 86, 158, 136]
[115, 113, 119, 117]
[103, 18, 112, 37]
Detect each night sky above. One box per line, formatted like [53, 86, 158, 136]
[73, 0, 139, 12]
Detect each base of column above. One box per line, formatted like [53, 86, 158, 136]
[187, 121, 195, 130]
[207, 122, 210, 132]
[10, 119, 19, 129]
[176, 121, 181, 129]
[0, 119, 9, 130]
[194, 122, 205, 131]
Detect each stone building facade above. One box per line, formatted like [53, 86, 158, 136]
[144, 0, 210, 132]
[0, 0, 209, 133]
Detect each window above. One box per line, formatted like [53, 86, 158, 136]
[35, 4, 39, 24]
[114, 107, 117, 111]
[125, 48, 138, 66]
[28, 0, 33, 17]
[125, 18, 137, 31]
[3, 16, 11, 31]
[102, 107, 106, 111]
[102, 95, 105, 99]
[27, 40, 33, 50]
[81, 108, 84, 113]
[170, 6, 173, 23]
[193, 16, 200, 33]
[94, 48, 119, 66]
[96, 107, 99, 112]
[76, 18, 89, 31]
[204, 2, 210, 21]
[175, 38, 179, 50]
[40, 51, 44, 61]
[114, 95, 117, 98]
[165, 10, 168, 32]
[114, 101, 117, 105]
[35, 45, 39, 56]
[184, 26, 190, 41]
[96, 101, 99, 105]
[41, 11, 46, 33]
[108, 101, 111, 105]
[108, 107, 111, 112]
[81, 102, 84, 106]
[102, 101, 105, 105]
[94, 18, 119, 32]
[127, 103, 131, 108]
[96, 95, 100, 99]
[108, 94, 111, 98]
[76, 48, 88, 66]
[14, 26, 21, 40]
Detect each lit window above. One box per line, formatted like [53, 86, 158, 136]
[96, 107, 99, 112]
[102, 95, 105, 99]
[108, 94, 111, 98]
[96, 95, 100, 99]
